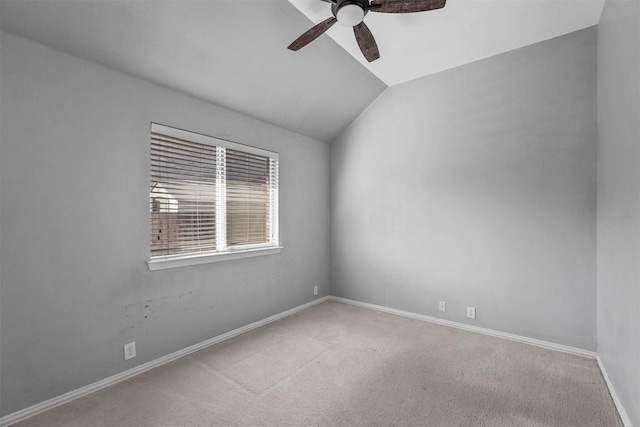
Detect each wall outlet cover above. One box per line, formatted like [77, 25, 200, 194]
[438, 301, 446, 312]
[467, 307, 476, 319]
[124, 342, 136, 360]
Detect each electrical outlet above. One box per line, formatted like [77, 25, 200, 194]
[313, 285, 318, 296]
[438, 301, 446, 312]
[467, 306, 476, 319]
[124, 342, 136, 360]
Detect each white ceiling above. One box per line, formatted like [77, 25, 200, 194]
[289, 0, 605, 86]
[1, 0, 605, 142]
[0, 0, 385, 143]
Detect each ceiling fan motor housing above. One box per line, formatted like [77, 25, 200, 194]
[332, 0, 369, 27]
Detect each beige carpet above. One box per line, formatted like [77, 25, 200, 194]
[17, 301, 622, 426]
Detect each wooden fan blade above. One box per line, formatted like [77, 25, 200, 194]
[369, 0, 446, 13]
[353, 22, 380, 62]
[288, 17, 337, 51]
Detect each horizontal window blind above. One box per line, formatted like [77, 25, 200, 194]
[226, 149, 271, 247]
[150, 124, 279, 259]
[150, 132, 218, 257]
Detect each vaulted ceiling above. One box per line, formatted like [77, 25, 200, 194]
[0, 0, 604, 142]
[0, 0, 386, 142]
[289, 0, 605, 86]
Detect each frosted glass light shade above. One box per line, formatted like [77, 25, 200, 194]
[336, 4, 365, 27]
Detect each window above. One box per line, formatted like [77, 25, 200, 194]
[147, 123, 280, 270]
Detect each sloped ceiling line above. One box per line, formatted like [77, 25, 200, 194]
[288, 0, 604, 86]
[1, 0, 604, 142]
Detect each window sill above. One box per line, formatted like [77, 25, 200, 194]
[146, 246, 282, 271]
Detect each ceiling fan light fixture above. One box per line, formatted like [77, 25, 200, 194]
[288, 0, 447, 61]
[336, 3, 365, 27]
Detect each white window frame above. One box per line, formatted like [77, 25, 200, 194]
[147, 123, 281, 271]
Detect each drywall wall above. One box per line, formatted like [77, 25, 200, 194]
[331, 28, 597, 350]
[0, 32, 330, 416]
[597, 0, 640, 424]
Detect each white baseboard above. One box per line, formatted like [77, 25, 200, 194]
[597, 356, 634, 427]
[0, 296, 330, 427]
[3, 295, 631, 427]
[330, 297, 639, 426]
[329, 296, 597, 359]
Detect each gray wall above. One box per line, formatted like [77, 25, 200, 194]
[331, 28, 597, 350]
[597, 0, 640, 424]
[0, 32, 330, 416]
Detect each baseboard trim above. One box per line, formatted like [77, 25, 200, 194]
[0, 296, 330, 427]
[329, 296, 598, 359]
[597, 356, 633, 427]
[333, 296, 633, 425]
[6, 295, 632, 427]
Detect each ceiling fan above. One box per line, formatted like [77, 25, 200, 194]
[288, 0, 447, 62]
